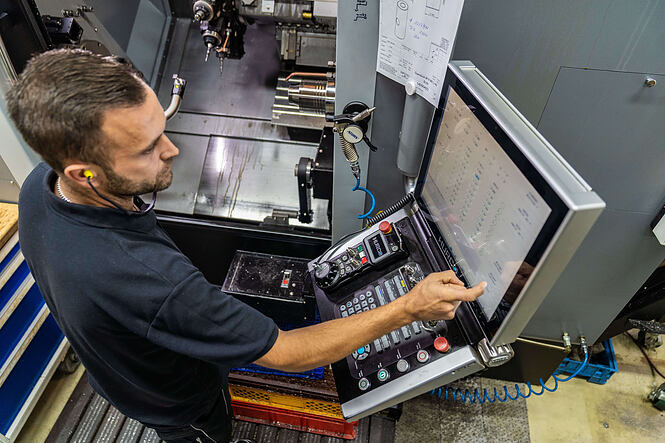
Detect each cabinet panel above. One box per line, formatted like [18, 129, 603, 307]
[538, 68, 665, 213]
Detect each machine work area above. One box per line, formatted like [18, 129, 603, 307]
[0, 1, 664, 442]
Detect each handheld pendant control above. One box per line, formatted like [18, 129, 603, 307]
[314, 221, 405, 291]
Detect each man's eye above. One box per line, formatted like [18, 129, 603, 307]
[143, 146, 155, 155]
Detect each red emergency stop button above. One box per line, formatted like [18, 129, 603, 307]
[379, 221, 392, 234]
[434, 336, 450, 353]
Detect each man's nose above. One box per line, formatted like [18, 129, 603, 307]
[161, 136, 179, 160]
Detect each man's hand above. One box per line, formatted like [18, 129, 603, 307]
[398, 271, 486, 322]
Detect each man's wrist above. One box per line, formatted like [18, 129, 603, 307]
[390, 294, 417, 325]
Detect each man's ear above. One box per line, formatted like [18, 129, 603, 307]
[63, 164, 96, 188]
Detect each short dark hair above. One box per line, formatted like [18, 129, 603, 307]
[6, 49, 146, 172]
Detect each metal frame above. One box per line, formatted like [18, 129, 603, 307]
[331, 0, 379, 241]
[342, 346, 483, 421]
[3, 339, 69, 441]
[0, 305, 50, 387]
[0, 35, 17, 85]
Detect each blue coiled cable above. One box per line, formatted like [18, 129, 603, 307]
[353, 178, 376, 219]
[431, 349, 589, 404]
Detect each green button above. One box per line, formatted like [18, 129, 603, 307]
[357, 245, 363, 251]
[377, 369, 389, 382]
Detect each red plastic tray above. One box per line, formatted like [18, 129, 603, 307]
[231, 400, 357, 440]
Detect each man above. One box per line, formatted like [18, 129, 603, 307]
[7, 49, 485, 443]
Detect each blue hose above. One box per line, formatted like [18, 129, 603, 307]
[353, 178, 376, 219]
[431, 350, 589, 404]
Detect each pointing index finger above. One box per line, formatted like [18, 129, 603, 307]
[455, 281, 487, 302]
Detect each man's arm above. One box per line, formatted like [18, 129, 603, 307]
[254, 270, 486, 372]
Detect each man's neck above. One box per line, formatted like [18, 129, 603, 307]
[54, 176, 135, 211]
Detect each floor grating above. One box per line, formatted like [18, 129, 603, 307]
[46, 373, 393, 443]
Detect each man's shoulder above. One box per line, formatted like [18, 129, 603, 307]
[18, 162, 50, 208]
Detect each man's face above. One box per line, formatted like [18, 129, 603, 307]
[98, 84, 179, 197]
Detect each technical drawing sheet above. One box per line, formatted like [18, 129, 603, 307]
[376, 0, 465, 106]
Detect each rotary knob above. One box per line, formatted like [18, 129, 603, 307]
[314, 261, 339, 289]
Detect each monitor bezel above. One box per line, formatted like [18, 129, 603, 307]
[414, 67, 569, 341]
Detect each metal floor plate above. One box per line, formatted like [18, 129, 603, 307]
[194, 136, 328, 228]
[46, 373, 393, 443]
[154, 132, 210, 215]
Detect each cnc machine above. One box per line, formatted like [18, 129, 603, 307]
[1, 0, 664, 428]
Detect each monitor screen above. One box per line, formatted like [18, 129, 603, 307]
[417, 71, 568, 334]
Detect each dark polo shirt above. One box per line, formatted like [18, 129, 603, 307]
[18, 163, 278, 426]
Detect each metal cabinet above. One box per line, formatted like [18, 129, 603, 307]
[522, 68, 665, 344]
[0, 231, 67, 442]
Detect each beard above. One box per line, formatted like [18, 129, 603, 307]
[104, 161, 173, 197]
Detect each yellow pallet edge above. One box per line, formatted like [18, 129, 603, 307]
[0, 203, 19, 249]
[229, 384, 344, 420]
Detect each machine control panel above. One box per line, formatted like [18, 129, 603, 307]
[310, 216, 468, 402]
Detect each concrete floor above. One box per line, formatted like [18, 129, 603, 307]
[526, 333, 665, 443]
[16, 332, 665, 442]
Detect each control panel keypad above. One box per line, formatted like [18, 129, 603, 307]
[336, 263, 427, 374]
[312, 217, 462, 401]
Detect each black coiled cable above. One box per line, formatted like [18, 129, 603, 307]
[364, 192, 415, 227]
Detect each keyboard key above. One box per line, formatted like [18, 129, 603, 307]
[412, 321, 422, 334]
[381, 335, 390, 349]
[401, 325, 411, 339]
[384, 281, 397, 301]
[375, 286, 387, 305]
[390, 330, 401, 344]
[393, 276, 407, 296]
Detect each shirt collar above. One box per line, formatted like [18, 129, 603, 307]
[42, 164, 157, 232]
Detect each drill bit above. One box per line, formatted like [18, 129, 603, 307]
[219, 57, 224, 75]
[204, 43, 212, 62]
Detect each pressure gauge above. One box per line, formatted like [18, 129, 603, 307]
[342, 124, 365, 144]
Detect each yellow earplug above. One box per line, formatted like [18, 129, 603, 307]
[84, 170, 94, 179]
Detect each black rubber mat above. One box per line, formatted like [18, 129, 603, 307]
[46, 373, 394, 443]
